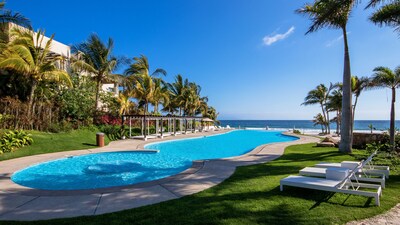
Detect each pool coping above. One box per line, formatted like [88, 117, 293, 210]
[0, 130, 319, 221]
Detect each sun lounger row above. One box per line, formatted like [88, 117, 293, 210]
[280, 151, 389, 206]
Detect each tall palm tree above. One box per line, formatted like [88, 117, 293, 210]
[182, 82, 208, 116]
[124, 55, 166, 138]
[351, 76, 370, 133]
[71, 34, 122, 112]
[151, 79, 169, 114]
[367, 0, 400, 33]
[326, 88, 342, 134]
[370, 66, 400, 151]
[302, 84, 330, 133]
[297, 0, 356, 153]
[0, 28, 71, 117]
[166, 74, 188, 116]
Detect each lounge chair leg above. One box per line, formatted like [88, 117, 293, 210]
[280, 184, 283, 191]
[375, 195, 380, 206]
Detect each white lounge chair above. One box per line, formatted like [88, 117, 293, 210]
[299, 167, 386, 188]
[280, 163, 382, 206]
[315, 151, 390, 179]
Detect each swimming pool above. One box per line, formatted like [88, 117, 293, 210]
[11, 130, 297, 190]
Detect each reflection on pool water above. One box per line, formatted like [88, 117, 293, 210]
[11, 130, 297, 190]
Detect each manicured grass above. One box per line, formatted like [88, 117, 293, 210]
[3, 143, 399, 225]
[0, 128, 110, 161]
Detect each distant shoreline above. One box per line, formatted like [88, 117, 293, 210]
[219, 120, 395, 132]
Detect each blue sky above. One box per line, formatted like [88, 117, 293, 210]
[7, 0, 400, 120]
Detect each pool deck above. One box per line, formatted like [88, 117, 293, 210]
[0, 130, 319, 221]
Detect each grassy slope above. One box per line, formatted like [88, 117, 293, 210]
[3, 143, 399, 225]
[0, 129, 110, 161]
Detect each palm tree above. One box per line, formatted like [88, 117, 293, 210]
[326, 88, 342, 134]
[297, 0, 356, 153]
[351, 76, 370, 133]
[0, 1, 31, 28]
[313, 113, 326, 134]
[0, 28, 71, 117]
[166, 74, 188, 115]
[71, 34, 122, 112]
[151, 79, 169, 114]
[203, 106, 220, 124]
[183, 82, 208, 116]
[302, 84, 330, 133]
[368, 0, 400, 33]
[124, 55, 166, 138]
[370, 66, 400, 151]
[116, 93, 134, 116]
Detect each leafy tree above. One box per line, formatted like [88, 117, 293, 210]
[370, 66, 400, 151]
[57, 76, 96, 124]
[0, 28, 71, 118]
[297, 0, 356, 153]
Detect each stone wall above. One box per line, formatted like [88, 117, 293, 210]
[352, 132, 387, 149]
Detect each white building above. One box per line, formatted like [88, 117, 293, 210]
[5, 22, 119, 104]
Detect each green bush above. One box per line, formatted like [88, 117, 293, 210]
[357, 142, 400, 170]
[98, 125, 124, 140]
[293, 129, 301, 134]
[0, 130, 33, 154]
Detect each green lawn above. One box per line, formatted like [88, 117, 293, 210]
[3, 143, 399, 225]
[0, 128, 110, 161]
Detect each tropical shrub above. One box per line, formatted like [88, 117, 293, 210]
[98, 125, 124, 140]
[57, 76, 96, 126]
[361, 142, 400, 170]
[0, 130, 33, 154]
[293, 129, 301, 134]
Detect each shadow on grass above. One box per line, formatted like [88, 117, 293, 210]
[82, 143, 97, 147]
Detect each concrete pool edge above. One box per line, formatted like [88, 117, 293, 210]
[0, 131, 319, 221]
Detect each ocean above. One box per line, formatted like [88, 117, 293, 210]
[219, 120, 400, 132]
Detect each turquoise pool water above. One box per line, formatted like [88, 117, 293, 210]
[11, 130, 297, 190]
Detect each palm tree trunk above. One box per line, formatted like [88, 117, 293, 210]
[351, 96, 359, 134]
[154, 102, 158, 114]
[320, 103, 328, 133]
[326, 109, 331, 134]
[336, 110, 340, 134]
[95, 79, 102, 110]
[27, 80, 37, 119]
[339, 27, 353, 153]
[143, 102, 148, 139]
[390, 88, 396, 151]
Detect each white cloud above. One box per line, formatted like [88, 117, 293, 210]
[326, 32, 351, 47]
[262, 26, 295, 46]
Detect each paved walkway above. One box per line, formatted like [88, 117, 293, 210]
[0, 131, 318, 221]
[346, 204, 400, 225]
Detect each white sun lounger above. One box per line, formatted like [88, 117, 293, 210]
[280, 163, 382, 206]
[315, 151, 390, 179]
[299, 167, 386, 188]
